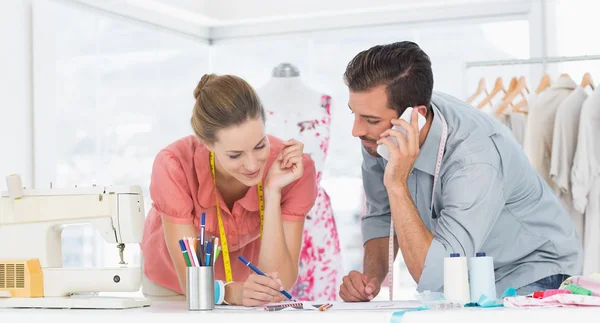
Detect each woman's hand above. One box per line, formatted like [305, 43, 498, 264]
[264, 139, 305, 192]
[227, 272, 286, 306]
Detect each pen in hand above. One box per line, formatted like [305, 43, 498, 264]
[237, 255, 294, 301]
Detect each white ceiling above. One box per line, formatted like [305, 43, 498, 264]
[70, 0, 531, 40]
[129, 0, 528, 25]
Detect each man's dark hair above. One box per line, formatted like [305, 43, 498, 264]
[343, 41, 434, 116]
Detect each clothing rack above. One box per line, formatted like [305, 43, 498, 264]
[465, 54, 600, 68]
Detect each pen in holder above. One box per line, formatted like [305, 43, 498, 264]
[186, 266, 214, 311]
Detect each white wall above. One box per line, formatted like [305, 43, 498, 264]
[0, 0, 33, 190]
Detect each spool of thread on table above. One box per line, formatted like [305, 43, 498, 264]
[565, 284, 592, 296]
[468, 252, 497, 303]
[543, 289, 571, 298]
[444, 253, 470, 304]
[6, 174, 24, 200]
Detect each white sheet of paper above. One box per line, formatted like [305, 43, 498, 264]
[317, 300, 423, 311]
[215, 305, 262, 311]
[216, 300, 423, 311]
[264, 300, 423, 311]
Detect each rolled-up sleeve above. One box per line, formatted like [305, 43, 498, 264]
[360, 147, 393, 245]
[149, 150, 194, 224]
[417, 163, 506, 292]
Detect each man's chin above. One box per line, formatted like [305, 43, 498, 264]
[363, 144, 380, 157]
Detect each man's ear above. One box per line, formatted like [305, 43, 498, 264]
[414, 105, 428, 117]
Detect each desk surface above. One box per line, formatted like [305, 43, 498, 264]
[2, 298, 600, 323]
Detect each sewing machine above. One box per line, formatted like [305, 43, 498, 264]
[0, 181, 151, 308]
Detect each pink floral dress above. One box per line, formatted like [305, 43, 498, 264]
[265, 95, 342, 301]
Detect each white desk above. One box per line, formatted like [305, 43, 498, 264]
[0, 299, 398, 323]
[2, 299, 600, 323]
[401, 306, 600, 323]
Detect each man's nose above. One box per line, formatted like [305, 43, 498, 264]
[352, 117, 366, 138]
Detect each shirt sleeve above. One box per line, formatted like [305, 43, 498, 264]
[571, 109, 594, 214]
[417, 163, 506, 292]
[360, 146, 393, 245]
[149, 150, 195, 224]
[549, 105, 570, 194]
[280, 153, 317, 222]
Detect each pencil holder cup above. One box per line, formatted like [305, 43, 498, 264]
[186, 266, 214, 311]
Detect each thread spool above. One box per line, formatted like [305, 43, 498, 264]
[444, 253, 470, 304]
[565, 284, 592, 296]
[543, 289, 571, 298]
[468, 252, 497, 303]
[5, 174, 24, 200]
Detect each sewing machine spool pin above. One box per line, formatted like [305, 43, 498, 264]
[117, 243, 127, 265]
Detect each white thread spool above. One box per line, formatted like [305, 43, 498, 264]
[468, 252, 497, 303]
[443, 252, 470, 304]
[6, 174, 24, 200]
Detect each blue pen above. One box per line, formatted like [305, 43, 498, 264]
[238, 255, 294, 300]
[200, 212, 206, 250]
[205, 241, 212, 266]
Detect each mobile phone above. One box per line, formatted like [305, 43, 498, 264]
[377, 107, 427, 161]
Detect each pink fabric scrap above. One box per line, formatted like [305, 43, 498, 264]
[504, 294, 600, 308]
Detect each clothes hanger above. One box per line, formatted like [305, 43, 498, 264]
[496, 76, 529, 117]
[559, 73, 573, 81]
[512, 77, 530, 114]
[535, 74, 551, 94]
[512, 98, 528, 114]
[497, 76, 518, 106]
[521, 76, 530, 94]
[581, 72, 595, 90]
[466, 77, 488, 104]
[477, 77, 505, 110]
[505, 77, 518, 96]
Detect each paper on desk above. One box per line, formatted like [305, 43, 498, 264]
[215, 305, 262, 311]
[216, 300, 423, 311]
[264, 300, 423, 311]
[321, 300, 423, 311]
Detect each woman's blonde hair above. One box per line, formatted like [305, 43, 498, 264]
[191, 74, 265, 144]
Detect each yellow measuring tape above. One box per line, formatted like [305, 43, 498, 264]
[210, 152, 264, 282]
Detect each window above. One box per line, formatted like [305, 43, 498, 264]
[33, 0, 210, 270]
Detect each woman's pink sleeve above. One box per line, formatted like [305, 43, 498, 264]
[149, 151, 194, 224]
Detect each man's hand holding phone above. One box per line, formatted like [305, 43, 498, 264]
[377, 107, 426, 190]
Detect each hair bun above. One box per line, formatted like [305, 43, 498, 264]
[193, 74, 217, 100]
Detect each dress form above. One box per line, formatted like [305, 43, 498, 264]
[258, 63, 341, 301]
[259, 64, 322, 116]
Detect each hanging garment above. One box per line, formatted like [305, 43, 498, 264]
[498, 112, 527, 147]
[265, 95, 342, 301]
[571, 88, 600, 275]
[549, 87, 588, 240]
[486, 92, 536, 147]
[523, 76, 578, 191]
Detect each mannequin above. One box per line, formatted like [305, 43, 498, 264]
[258, 63, 342, 301]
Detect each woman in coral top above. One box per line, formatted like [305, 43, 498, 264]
[140, 74, 317, 306]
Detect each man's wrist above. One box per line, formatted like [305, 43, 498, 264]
[386, 182, 410, 197]
[364, 270, 385, 284]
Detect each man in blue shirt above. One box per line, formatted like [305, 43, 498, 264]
[339, 41, 582, 302]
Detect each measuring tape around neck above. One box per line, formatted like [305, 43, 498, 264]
[387, 106, 448, 300]
[210, 152, 264, 282]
